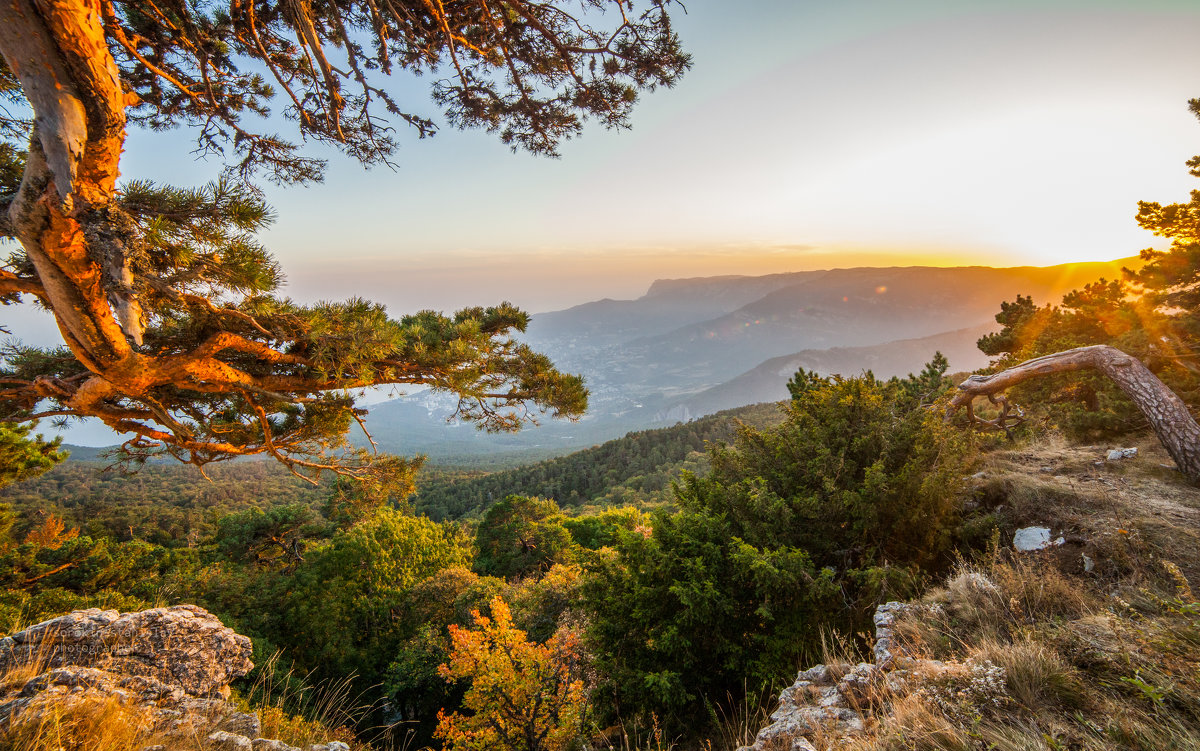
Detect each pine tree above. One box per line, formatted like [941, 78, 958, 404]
[0, 2, 689, 482]
[0, 422, 65, 490]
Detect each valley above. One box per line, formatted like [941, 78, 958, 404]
[359, 259, 1133, 458]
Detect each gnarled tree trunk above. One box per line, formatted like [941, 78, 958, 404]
[1, 0, 143, 373]
[948, 345, 1200, 484]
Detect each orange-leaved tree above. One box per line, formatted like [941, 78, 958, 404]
[436, 596, 586, 751]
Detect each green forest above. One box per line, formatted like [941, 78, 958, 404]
[1, 356, 987, 748]
[3, 1, 1200, 750]
[6, 226, 1200, 746]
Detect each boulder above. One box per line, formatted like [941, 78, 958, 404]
[1013, 526, 1064, 552]
[0, 605, 343, 750]
[0, 605, 252, 699]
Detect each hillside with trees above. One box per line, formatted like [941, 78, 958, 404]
[3, 1, 1200, 750]
[0, 457, 329, 545]
[413, 402, 783, 520]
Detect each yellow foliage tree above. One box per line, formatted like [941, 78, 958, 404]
[22, 515, 79, 550]
[435, 597, 585, 751]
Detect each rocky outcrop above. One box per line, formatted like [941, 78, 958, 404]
[736, 602, 909, 751]
[0, 605, 348, 751]
[739, 577, 1018, 751]
[736, 598, 965, 751]
[0, 605, 253, 699]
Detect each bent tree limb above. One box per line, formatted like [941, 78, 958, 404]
[948, 345, 1200, 483]
[5, 0, 690, 480]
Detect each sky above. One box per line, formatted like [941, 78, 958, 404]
[10, 0, 1200, 325]
[7, 0, 1200, 444]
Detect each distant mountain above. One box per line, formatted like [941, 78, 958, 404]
[352, 259, 1133, 459]
[525, 272, 819, 347]
[599, 261, 1132, 392]
[60, 444, 112, 462]
[677, 323, 996, 417]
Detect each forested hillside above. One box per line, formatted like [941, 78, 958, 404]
[3, 2, 1200, 750]
[413, 402, 783, 519]
[0, 459, 329, 546]
[1, 403, 784, 541]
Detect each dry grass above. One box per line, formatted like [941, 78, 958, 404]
[0, 637, 213, 751]
[973, 638, 1085, 711]
[835, 431, 1200, 751]
[593, 713, 701, 751]
[707, 685, 775, 751]
[1, 695, 155, 751]
[868, 695, 971, 751]
[237, 651, 371, 750]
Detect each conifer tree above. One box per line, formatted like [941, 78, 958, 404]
[0, 1, 689, 481]
[951, 99, 1200, 480]
[0, 422, 65, 489]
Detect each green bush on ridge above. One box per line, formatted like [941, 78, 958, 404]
[583, 361, 973, 736]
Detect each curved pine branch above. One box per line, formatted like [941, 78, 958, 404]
[948, 345, 1200, 483]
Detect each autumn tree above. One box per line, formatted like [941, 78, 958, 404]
[0, 1, 689, 481]
[435, 596, 586, 751]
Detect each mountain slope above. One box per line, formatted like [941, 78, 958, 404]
[608, 261, 1132, 391]
[524, 271, 826, 348]
[680, 323, 996, 416]
[412, 403, 784, 519]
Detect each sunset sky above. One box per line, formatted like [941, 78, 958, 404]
[13, 0, 1200, 327]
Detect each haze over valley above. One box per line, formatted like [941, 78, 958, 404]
[357, 257, 1132, 458]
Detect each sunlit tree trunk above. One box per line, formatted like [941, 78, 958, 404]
[949, 345, 1200, 483]
[1, 0, 142, 379]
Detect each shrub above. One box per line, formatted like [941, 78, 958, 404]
[584, 364, 973, 736]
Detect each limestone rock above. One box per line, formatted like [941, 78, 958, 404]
[736, 735, 816, 751]
[252, 738, 303, 751]
[0, 605, 341, 751]
[872, 601, 908, 668]
[737, 601, 908, 750]
[0, 605, 253, 698]
[1013, 526, 1064, 552]
[209, 731, 254, 750]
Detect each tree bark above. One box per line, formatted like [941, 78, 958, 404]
[1, 0, 138, 363]
[949, 345, 1200, 484]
